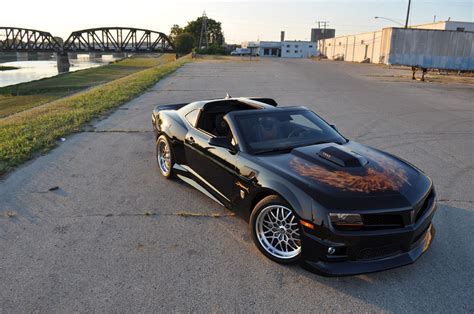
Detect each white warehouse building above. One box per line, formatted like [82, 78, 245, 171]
[241, 40, 318, 58]
[281, 41, 317, 58]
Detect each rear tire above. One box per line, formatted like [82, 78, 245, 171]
[250, 195, 302, 264]
[156, 135, 174, 179]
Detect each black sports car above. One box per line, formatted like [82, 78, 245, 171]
[151, 96, 436, 276]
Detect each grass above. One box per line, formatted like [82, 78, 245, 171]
[0, 54, 190, 175]
[0, 66, 19, 71]
[0, 54, 176, 117]
[0, 94, 62, 118]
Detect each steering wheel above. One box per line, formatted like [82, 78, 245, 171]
[288, 127, 309, 138]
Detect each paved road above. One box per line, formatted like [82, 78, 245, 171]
[1, 58, 473, 312]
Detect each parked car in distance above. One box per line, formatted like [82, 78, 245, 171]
[230, 48, 251, 56]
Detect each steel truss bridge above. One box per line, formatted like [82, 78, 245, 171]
[0, 27, 62, 52]
[0, 27, 174, 53]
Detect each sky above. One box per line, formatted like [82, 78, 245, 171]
[2, 0, 473, 43]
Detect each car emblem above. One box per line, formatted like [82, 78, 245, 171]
[235, 181, 249, 193]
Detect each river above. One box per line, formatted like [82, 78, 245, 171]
[0, 54, 119, 88]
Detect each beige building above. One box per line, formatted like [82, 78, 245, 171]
[321, 30, 383, 63]
[410, 21, 474, 32]
[319, 21, 474, 68]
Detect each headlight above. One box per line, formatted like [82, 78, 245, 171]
[329, 213, 363, 229]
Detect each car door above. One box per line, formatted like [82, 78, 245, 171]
[184, 127, 239, 205]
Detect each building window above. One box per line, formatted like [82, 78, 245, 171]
[457, 27, 465, 32]
[339, 42, 341, 46]
[286, 44, 290, 48]
[361, 40, 364, 44]
[309, 45, 313, 48]
[294, 50, 298, 53]
[295, 45, 299, 48]
[286, 50, 290, 53]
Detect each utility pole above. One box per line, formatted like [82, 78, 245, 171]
[404, 0, 411, 28]
[199, 11, 209, 50]
[316, 20, 329, 55]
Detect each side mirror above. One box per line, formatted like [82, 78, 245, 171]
[209, 137, 237, 153]
[330, 124, 338, 132]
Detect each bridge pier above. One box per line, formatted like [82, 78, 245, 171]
[16, 52, 30, 61]
[38, 52, 53, 60]
[112, 52, 127, 59]
[89, 52, 102, 59]
[55, 52, 70, 73]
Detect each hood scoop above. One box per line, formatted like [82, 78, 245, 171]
[318, 145, 368, 168]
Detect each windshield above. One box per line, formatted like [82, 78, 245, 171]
[234, 109, 346, 154]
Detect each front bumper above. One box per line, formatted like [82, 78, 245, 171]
[300, 202, 437, 276]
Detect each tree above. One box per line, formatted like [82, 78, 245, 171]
[183, 16, 225, 48]
[169, 16, 225, 53]
[169, 24, 184, 42]
[53, 36, 64, 46]
[174, 33, 194, 54]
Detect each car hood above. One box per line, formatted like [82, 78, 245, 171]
[255, 141, 432, 211]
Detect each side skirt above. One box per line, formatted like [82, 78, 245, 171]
[173, 164, 227, 207]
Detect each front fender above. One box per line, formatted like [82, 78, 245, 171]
[255, 176, 314, 222]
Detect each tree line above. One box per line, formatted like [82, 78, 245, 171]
[170, 16, 225, 54]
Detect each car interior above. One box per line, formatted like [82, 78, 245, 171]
[195, 100, 330, 152]
[196, 100, 258, 140]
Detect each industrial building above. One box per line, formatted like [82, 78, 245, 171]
[281, 41, 317, 58]
[241, 40, 317, 58]
[410, 20, 474, 32]
[318, 21, 474, 71]
[259, 41, 282, 57]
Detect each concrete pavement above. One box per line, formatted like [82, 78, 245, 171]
[1, 58, 473, 312]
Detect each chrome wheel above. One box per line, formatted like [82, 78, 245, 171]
[157, 138, 171, 176]
[255, 205, 301, 260]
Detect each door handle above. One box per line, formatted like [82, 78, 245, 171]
[187, 136, 195, 144]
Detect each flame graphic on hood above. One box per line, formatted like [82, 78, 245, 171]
[290, 150, 410, 193]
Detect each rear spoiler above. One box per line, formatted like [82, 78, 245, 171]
[152, 103, 188, 116]
[248, 97, 278, 107]
[153, 97, 278, 115]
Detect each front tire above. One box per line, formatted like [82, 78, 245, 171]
[250, 195, 302, 264]
[156, 135, 174, 179]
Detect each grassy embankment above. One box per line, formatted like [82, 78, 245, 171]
[0, 54, 175, 118]
[0, 54, 190, 174]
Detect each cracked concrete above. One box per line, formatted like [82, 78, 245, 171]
[59, 211, 237, 219]
[0, 58, 473, 312]
[84, 129, 153, 133]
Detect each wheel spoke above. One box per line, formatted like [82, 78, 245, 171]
[255, 204, 301, 260]
[270, 212, 278, 221]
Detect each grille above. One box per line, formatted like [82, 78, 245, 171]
[362, 214, 404, 229]
[357, 245, 401, 260]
